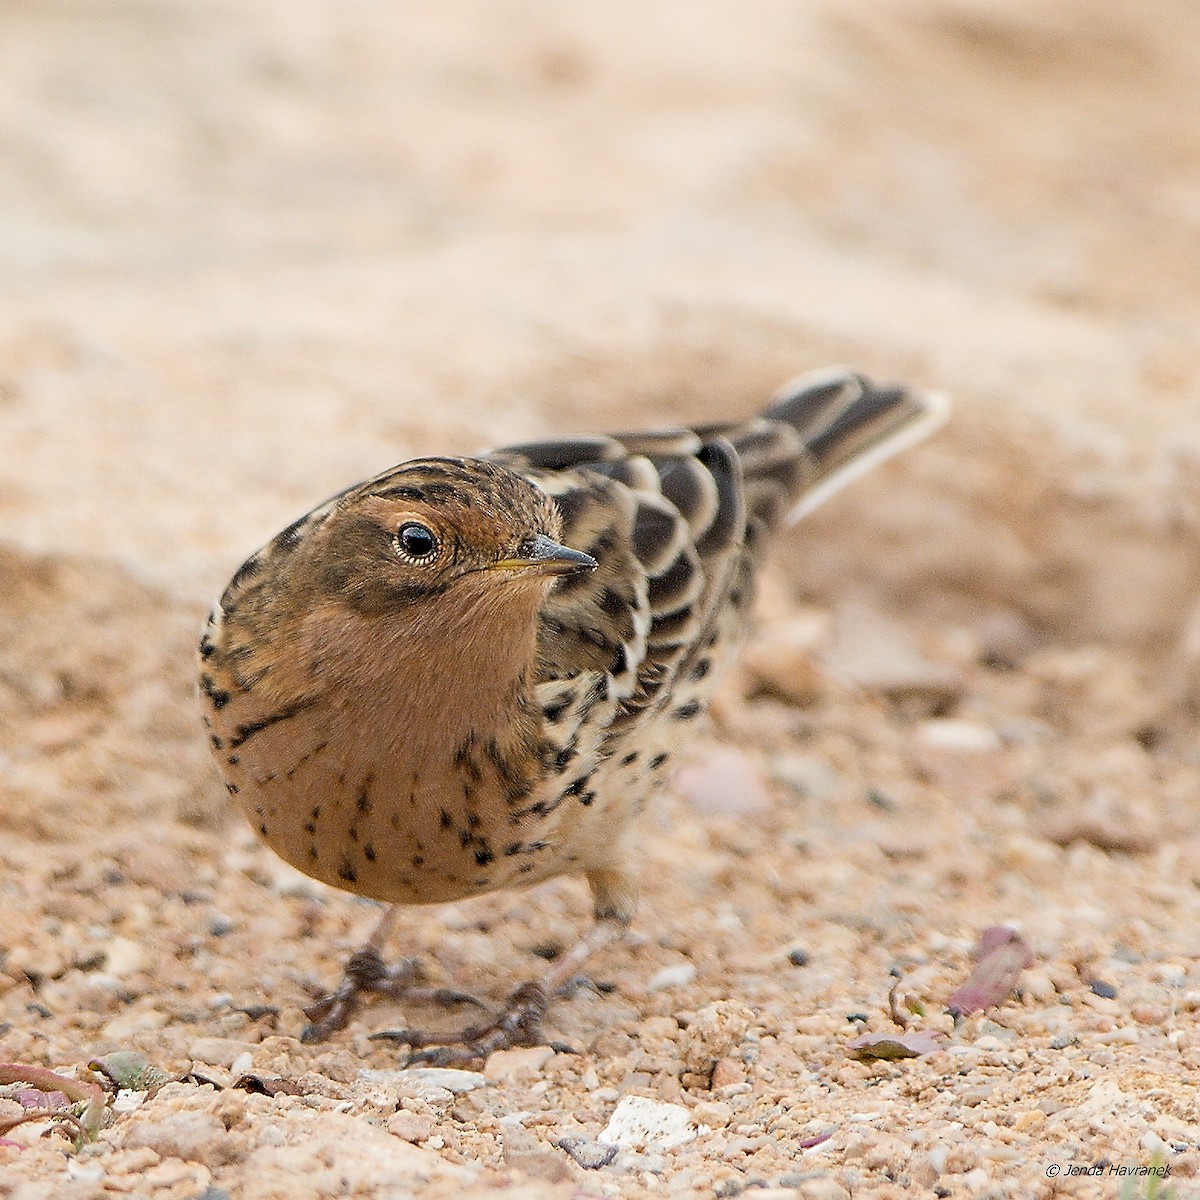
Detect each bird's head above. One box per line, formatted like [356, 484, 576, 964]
[226, 457, 596, 630]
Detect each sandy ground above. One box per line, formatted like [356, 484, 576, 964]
[3, 0, 1200, 1196]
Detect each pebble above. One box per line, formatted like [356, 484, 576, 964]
[502, 1126, 573, 1183]
[386, 1111, 435, 1142]
[962, 1166, 992, 1192]
[102, 935, 145, 977]
[646, 962, 697, 992]
[1093, 1027, 1143, 1045]
[679, 1002, 753, 1072]
[601, 1095, 699, 1150]
[1131, 1004, 1168, 1025]
[711, 1059, 747, 1090]
[359, 1069, 453, 1107]
[556, 1135, 619, 1169]
[483, 1045, 554, 1083]
[915, 719, 1001, 754]
[793, 1179, 850, 1200]
[395, 1067, 487, 1094]
[123, 1110, 240, 1167]
[188, 1038, 259, 1069]
[1152, 962, 1188, 983]
[1021, 969, 1057, 1000]
[691, 1101, 733, 1129]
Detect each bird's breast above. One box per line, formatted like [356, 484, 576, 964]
[211, 691, 577, 905]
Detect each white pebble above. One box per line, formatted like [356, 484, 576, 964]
[915, 720, 1001, 754]
[963, 1167, 992, 1192]
[646, 962, 697, 993]
[102, 936, 145, 977]
[601, 1096, 698, 1150]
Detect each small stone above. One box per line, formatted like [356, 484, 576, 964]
[1038, 806, 1156, 854]
[711, 1058, 746, 1090]
[502, 1126, 573, 1182]
[962, 1167, 992, 1192]
[90, 1050, 175, 1093]
[101, 936, 145, 978]
[975, 612, 1037, 669]
[601, 1095, 697, 1150]
[679, 1002, 754, 1073]
[1153, 962, 1189, 982]
[1021, 970, 1057, 1001]
[641, 1015, 680, 1039]
[915, 720, 1001, 754]
[1141, 1129, 1172, 1155]
[123, 1110, 240, 1167]
[397, 1067, 487, 1094]
[483, 1045, 554, 1083]
[646, 962, 697, 992]
[386, 1111, 435, 1142]
[861, 1133, 912, 1170]
[1093, 1027, 1143, 1045]
[1131, 1004, 1168, 1025]
[691, 1101, 733, 1129]
[556, 1135, 618, 1170]
[794, 1178, 851, 1200]
[188, 1038, 258, 1069]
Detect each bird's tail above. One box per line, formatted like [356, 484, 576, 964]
[700, 368, 949, 533]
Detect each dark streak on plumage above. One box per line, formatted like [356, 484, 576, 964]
[228, 698, 317, 750]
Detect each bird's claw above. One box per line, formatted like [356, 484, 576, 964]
[370, 981, 551, 1065]
[301, 957, 496, 1042]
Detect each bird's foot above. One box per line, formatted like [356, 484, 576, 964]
[301, 948, 489, 1043]
[370, 980, 554, 1066]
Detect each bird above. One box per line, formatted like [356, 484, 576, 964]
[198, 367, 947, 1062]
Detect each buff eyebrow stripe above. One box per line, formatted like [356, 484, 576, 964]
[228, 698, 319, 749]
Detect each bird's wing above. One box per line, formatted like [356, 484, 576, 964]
[485, 431, 748, 751]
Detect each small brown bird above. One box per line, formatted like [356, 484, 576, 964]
[199, 368, 947, 1061]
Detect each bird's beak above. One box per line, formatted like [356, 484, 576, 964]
[490, 534, 598, 577]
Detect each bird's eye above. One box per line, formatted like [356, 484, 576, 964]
[394, 521, 439, 562]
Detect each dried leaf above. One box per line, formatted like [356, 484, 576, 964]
[847, 1030, 946, 1060]
[0, 1064, 107, 1147]
[797, 1128, 836, 1149]
[947, 926, 1034, 1017]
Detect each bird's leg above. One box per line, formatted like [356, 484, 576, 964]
[370, 868, 637, 1065]
[301, 904, 490, 1043]
[371, 916, 628, 1065]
